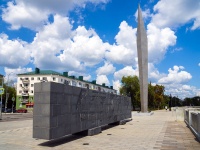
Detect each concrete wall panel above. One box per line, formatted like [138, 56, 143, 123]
[33, 82, 132, 140]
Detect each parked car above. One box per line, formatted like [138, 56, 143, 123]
[16, 108, 27, 113]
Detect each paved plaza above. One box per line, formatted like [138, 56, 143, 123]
[0, 110, 199, 150]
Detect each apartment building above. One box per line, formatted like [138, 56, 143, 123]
[16, 68, 117, 109]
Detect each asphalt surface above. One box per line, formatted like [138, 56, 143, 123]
[0, 112, 33, 122]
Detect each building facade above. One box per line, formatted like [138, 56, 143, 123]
[16, 68, 117, 109]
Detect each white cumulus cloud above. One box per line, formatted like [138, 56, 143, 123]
[4, 67, 33, 83]
[134, 8, 152, 21]
[30, 15, 78, 70]
[29, 14, 110, 72]
[0, 34, 30, 68]
[105, 21, 137, 66]
[114, 66, 137, 81]
[65, 26, 109, 67]
[83, 75, 91, 81]
[96, 75, 110, 85]
[148, 63, 165, 82]
[2, 1, 49, 30]
[2, 0, 110, 30]
[164, 83, 200, 99]
[147, 23, 177, 63]
[96, 61, 116, 75]
[152, 0, 200, 30]
[158, 66, 192, 84]
[112, 80, 121, 92]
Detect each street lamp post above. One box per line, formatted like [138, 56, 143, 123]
[12, 97, 15, 113]
[170, 94, 172, 111]
[0, 74, 4, 120]
[5, 72, 14, 113]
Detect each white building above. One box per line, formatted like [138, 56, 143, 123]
[16, 68, 117, 109]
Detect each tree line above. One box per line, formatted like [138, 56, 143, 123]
[0, 81, 16, 109]
[119, 75, 200, 111]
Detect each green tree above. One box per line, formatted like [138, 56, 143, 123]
[148, 83, 155, 109]
[182, 96, 200, 106]
[154, 84, 165, 109]
[1, 84, 16, 109]
[163, 95, 170, 108]
[120, 76, 167, 110]
[120, 76, 140, 110]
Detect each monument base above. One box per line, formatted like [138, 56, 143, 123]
[132, 111, 154, 116]
[73, 126, 102, 136]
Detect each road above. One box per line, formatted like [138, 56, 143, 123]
[0, 112, 33, 122]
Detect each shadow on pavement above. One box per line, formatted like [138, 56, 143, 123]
[38, 123, 129, 147]
[38, 135, 85, 147]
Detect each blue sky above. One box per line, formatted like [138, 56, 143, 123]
[0, 0, 200, 98]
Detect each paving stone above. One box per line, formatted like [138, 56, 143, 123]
[1, 110, 200, 149]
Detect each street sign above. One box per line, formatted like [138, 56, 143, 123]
[0, 88, 4, 95]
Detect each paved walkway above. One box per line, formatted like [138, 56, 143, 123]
[0, 110, 199, 150]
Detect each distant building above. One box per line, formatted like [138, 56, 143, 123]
[0, 73, 3, 86]
[16, 68, 117, 109]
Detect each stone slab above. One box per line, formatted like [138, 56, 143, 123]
[132, 111, 154, 116]
[33, 82, 132, 140]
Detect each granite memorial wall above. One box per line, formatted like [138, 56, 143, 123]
[33, 82, 132, 140]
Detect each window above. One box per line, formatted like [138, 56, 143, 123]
[53, 77, 56, 81]
[61, 79, 63, 82]
[19, 90, 22, 93]
[31, 84, 34, 87]
[20, 84, 22, 87]
[64, 80, 69, 85]
[31, 90, 33, 93]
[25, 78, 29, 80]
[37, 77, 40, 80]
[72, 81, 76, 86]
[79, 82, 82, 87]
[98, 87, 101, 91]
[85, 84, 89, 89]
[31, 77, 34, 80]
[43, 77, 47, 80]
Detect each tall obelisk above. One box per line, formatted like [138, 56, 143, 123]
[137, 5, 148, 112]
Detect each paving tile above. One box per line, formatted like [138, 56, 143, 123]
[0, 110, 200, 149]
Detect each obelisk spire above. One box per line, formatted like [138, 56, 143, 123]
[136, 4, 148, 112]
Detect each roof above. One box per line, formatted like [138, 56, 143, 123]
[17, 69, 116, 91]
[0, 74, 4, 78]
[18, 70, 62, 75]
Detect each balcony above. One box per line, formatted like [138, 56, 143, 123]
[22, 86, 29, 91]
[21, 93, 29, 96]
[21, 78, 30, 83]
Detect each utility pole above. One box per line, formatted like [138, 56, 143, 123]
[170, 94, 172, 110]
[0, 74, 4, 119]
